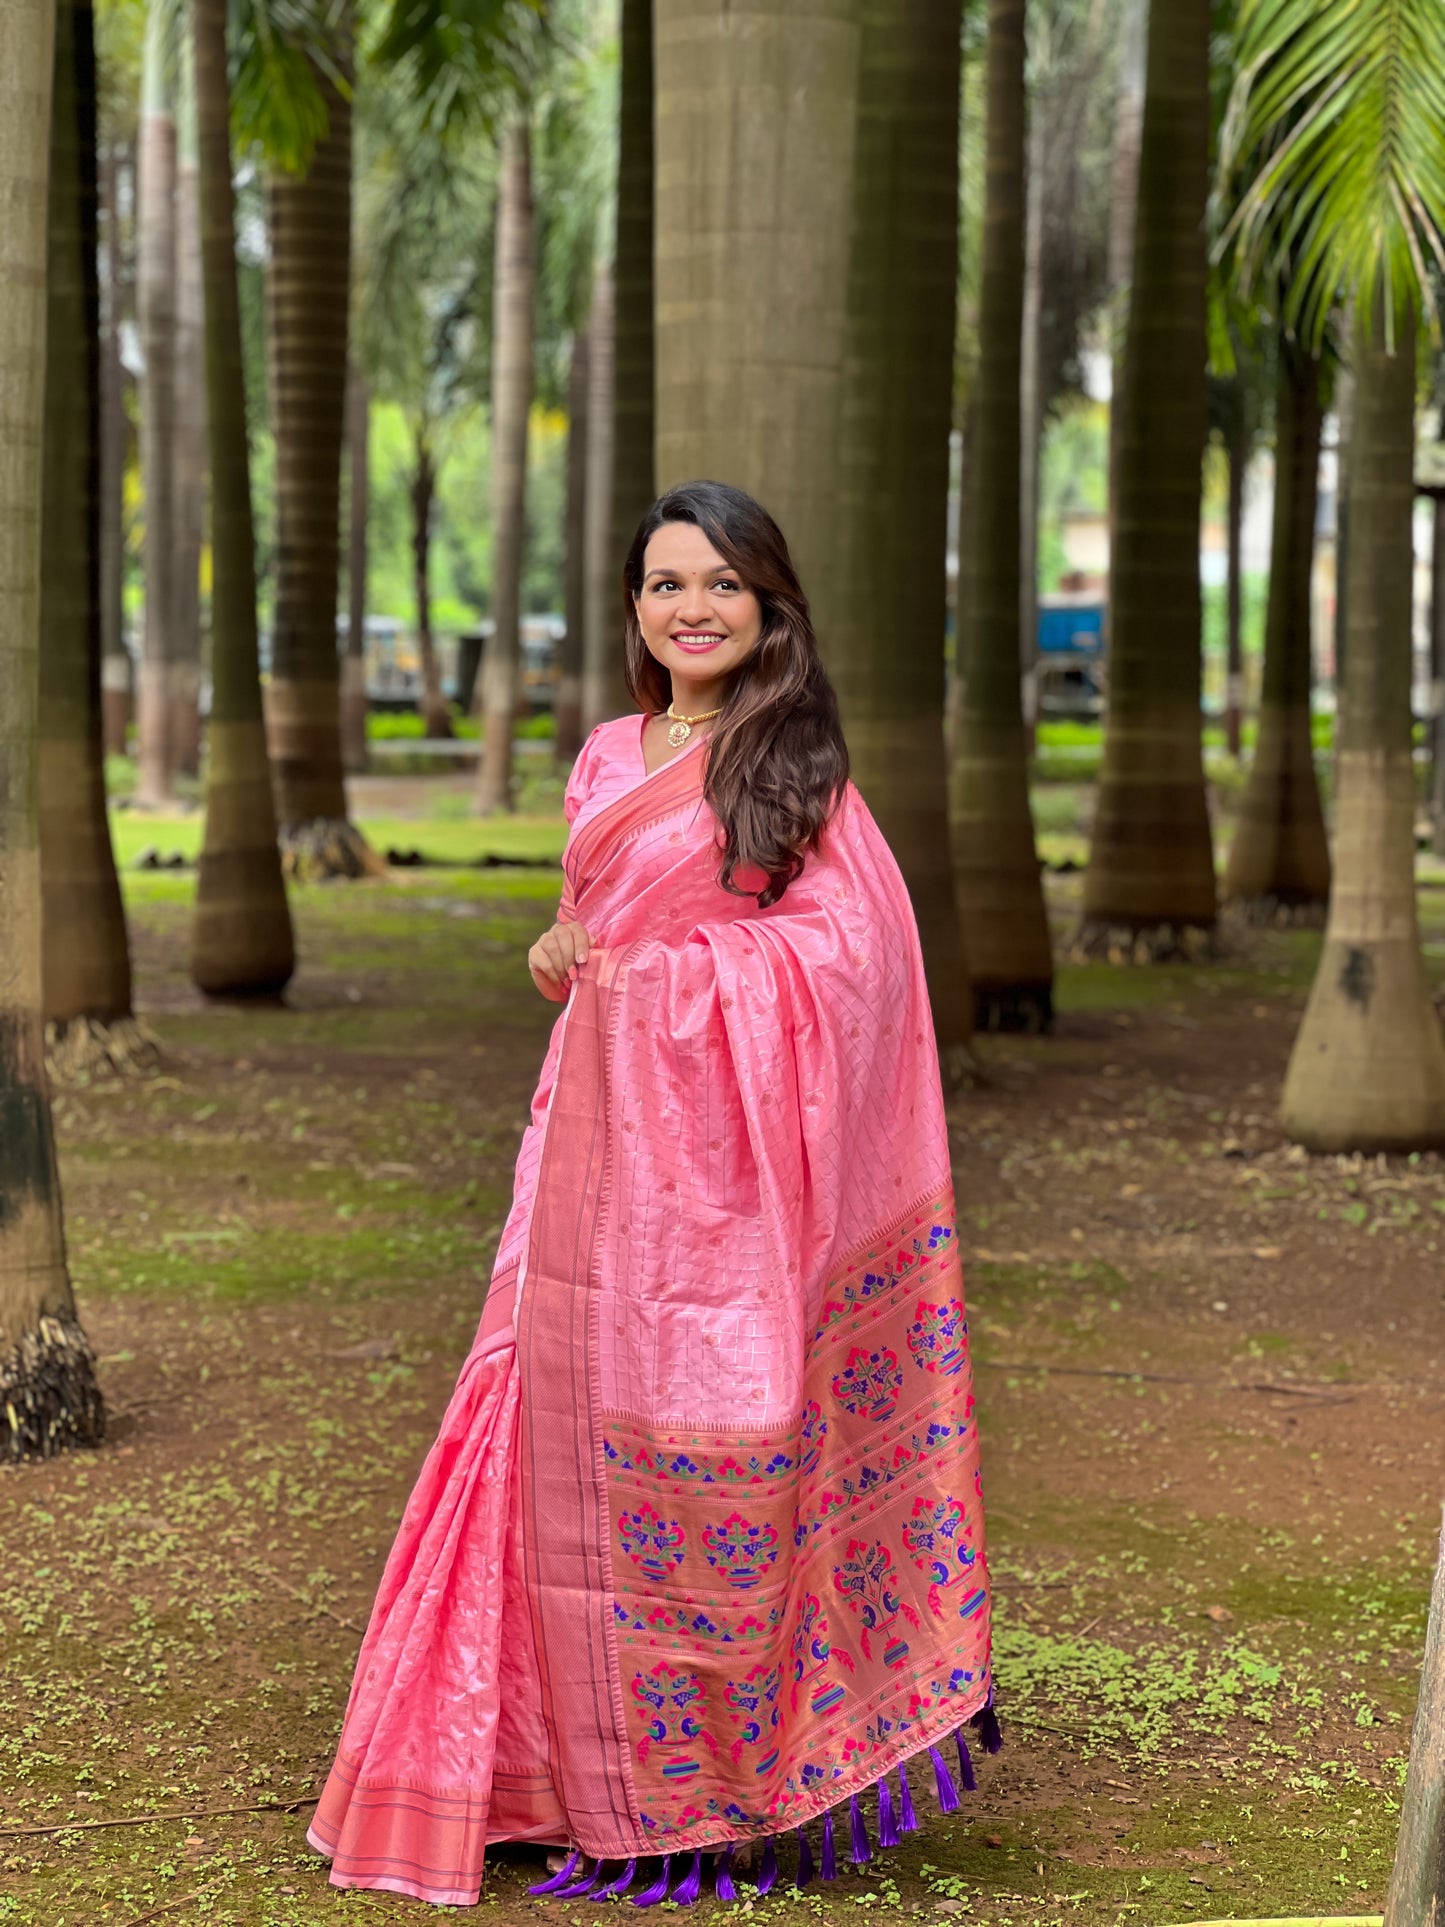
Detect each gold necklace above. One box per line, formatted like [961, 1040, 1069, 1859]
[665, 701, 723, 748]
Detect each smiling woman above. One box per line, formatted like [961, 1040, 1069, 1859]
[307, 481, 997, 1908]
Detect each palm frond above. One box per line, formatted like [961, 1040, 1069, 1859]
[372, 0, 547, 131]
[1218, 0, 1445, 346]
[228, 0, 350, 173]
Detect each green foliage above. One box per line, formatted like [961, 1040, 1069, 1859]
[1221, 0, 1445, 344]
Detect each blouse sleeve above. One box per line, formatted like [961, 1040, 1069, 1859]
[562, 726, 605, 827]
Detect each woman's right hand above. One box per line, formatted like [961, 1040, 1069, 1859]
[528, 920, 592, 1003]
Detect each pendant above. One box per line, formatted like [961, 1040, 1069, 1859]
[667, 719, 692, 748]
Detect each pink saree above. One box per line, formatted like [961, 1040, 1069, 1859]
[308, 714, 995, 1906]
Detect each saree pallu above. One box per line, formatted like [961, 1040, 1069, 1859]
[308, 732, 995, 1906]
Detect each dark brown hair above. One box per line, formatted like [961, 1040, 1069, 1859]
[622, 481, 850, 908]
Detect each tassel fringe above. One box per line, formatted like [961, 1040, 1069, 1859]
[542, 1704, 998, 1904]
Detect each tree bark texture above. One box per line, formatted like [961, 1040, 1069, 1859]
[342, 359, 368, 772]
[136, 0, 178, 806]
[476, 119, 535, 815]
[0, 0, 106, 1459]
[410, 436, 450, 738]
[39, 0, 134, 1037]
[170, 38, 205, 778]
[950, 0, 1053, 1032]
[1281, 298, 1445, 1153]
[189, 0, 294, 998]
[653, 0, 859, 603]
[1222, 342, 1330, 918]
[1081, 0, 1216, 950]
[99, 138, 130, 757]
[266, 22, 373, 874]
[601, 0, 654, 724]
[556, 325, 588, 764]
[581, 264, 616, 738]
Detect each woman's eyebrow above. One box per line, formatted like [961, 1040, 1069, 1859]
[643, 565, 735, 582]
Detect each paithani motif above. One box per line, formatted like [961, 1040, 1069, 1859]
[605, 1191, 992, 1844]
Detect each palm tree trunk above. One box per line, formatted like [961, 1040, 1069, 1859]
[342, 359, 369, 772]
[1080, 0, 1215, 955]
[189, 0, 294, 999]
[39, 0, 138, 1065]
[266, 16, 378, 874]
[1105, 0, 1146, 576]
[1019, 90, 1045, 754]
[476, 119, 535, 815]
[1222, 389, 1247, 760]
[950, 0, 1053, 1032]
[1222, 340, 1329, 920]
[653, 0, 859, 599]
[1280, 296, 1445, 1153]
[946, 389, 978, 761]
[581, 264, 616, 736]
[0, 0, 106, 1461]
[136, 0, 178, 808]
[820, 0, 973, 1061]
[410, 434, 451, 740]
[556, 325, 588, 764]
[100, 139, 131, 758]
[1431, 493, 1445, 859]
[600, 0, 654, 722]
[170, 34, 205, 780]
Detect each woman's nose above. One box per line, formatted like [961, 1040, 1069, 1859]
[677, 585, 713, 624]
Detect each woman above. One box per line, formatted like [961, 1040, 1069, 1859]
[308, 482, 995, 1907]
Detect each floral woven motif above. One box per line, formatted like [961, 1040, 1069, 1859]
[604, 1190, 992, 1845]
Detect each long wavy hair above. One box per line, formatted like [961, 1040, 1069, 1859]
[622, 481, 849, 907]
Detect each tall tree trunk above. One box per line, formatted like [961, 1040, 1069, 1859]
[581, 264, 616, 737]
[946, 390, 978, 761]
[189, 0, 294, 999]
[1223, 389, 1247, 759]
[267, 15, 377, 874]
[1432, 492, 1445, 859]
[1105, 0, 1146, 578]
[1019, 88, 1045, 754]
[476, 119, 535, 815]
[1223, 342, 1329, 919]
[0, 0, 106, 1460]
[39, 0, 139, 1069]
[410, 434, 451, 740]
[599, 0, 654, 723]
[1281, 298, 1445, 1152]
[820, 0, 973, 1063]
[342, 359, 368, 772]
[1080, 0, 1215, 955]
[99, 139, 130, 757]
[950, 0, 1053, 1032]
[136, 0, 178, 807]
[557, 324, 588, 764]
[170, 34, 204, 779]
[653, 0, 859, 599]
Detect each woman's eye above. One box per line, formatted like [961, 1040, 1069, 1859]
[713, 579, 739, 593]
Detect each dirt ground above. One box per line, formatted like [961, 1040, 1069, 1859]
[3, 800, 1444, 1927]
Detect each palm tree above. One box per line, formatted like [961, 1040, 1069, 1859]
[1221, 334, 1331, 920]
[342, 359, 369, 772]
[592, 0, 652, 731]
[581, 262, 616, 735]
[476, 116, 535, 814]
[136, 0, 179, 808]
[0, 0, 107, 1461]
[189, 0, 295, 999]
[556, 324, 588, 761]
[826, 0, 973, 1060]
[652, 0, 859, 601]
[171, 28, 205, 779]
[39, 0, 142, 1074]
[1224, 0, 1445, 1152]
[1079, 0, 1216, 957]
[950, 0, 1054, 1033]
[99, 136, 131, 758]
[266, 3, 380, 875]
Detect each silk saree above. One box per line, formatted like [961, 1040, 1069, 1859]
[308, 713, 995, 1906]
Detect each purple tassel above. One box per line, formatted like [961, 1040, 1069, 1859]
[529, 1849, 581, 1895]
[877, 1774, 901, 1848]
[849, 1790, 871, 1865]
[672, 1848, 703, 1906]
[821, 1808, 837, 1881]
[756, 1837, 778, 1896]
[929, 1744, 960, 1814]
[795, 1825, 814, 1888]
[714, 1845, 737, 1901]
[973, 1700, 1003, 1755]
[553, 1860, 602, 1899]
[598, 1859, 637, 1897]
[898, 1758, 919, 1832]
[630, 1855, 672, 1907]
[956, 1729, 978, 1792]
